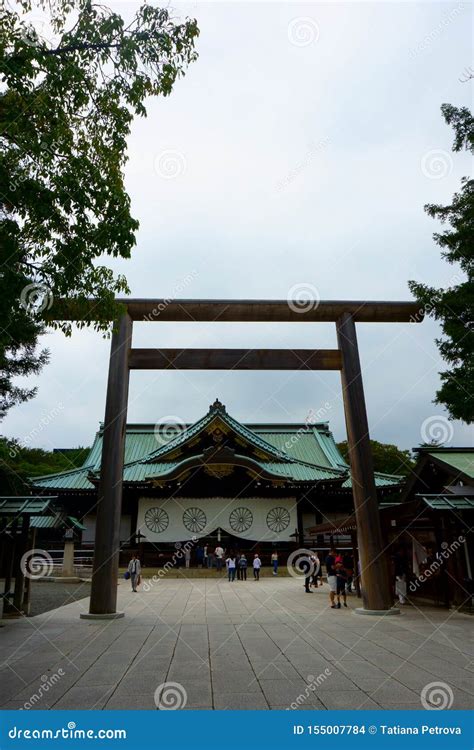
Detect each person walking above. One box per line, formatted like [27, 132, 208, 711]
[196, 545, 204, 568]
[301, 552, 312, 593]
[312, 552, 322, 587]
[128, 553, 141, 593]
[203, 544, 209, 568]
[253, 553, 261, 580]
[184, 546, 191, 569]
[238, 553, 248, 581]
[325, 548, 338, 608]
[271, 551, 278, 576]
[215, 544, 224, 572]
[335, 554, 348, 608]
[392, 547, 408, 605]
[343, 552, 354, 593]
[226, 554, 236, 582]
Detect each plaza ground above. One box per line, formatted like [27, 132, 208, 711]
[0, 577, 472, 711]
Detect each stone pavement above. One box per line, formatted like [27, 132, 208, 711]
[0, 578, 472, 711]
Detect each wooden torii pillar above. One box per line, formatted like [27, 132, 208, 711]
[61, 298, 422, 619]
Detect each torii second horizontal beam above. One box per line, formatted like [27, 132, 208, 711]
[128, 348, 343, 370]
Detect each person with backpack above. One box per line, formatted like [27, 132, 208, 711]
[238, 553, 248, 580]
[128, 553, 141, 593]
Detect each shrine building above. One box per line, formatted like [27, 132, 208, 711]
[30, 399, 403, 564]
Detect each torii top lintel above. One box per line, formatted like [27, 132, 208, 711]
[53, 298, 424, 323]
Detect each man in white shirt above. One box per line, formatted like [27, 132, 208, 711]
[128, 554, 141, 592]
[215, 545, 224, 572]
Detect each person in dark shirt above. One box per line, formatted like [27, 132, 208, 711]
[335, 554, 348, 608]
[325, 548, 338, 608]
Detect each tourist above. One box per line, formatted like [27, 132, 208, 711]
[215, 544, 224, 571]
[226, 554, 236, 581]
[239, 553, 248, 581]
[343, 552, 354, 593]
[325, 548, 338, 608]
[196, 545, 204, 568]
[300, 552, 312, 593]
[253, 553, 261, 580]
[312, 552, 322, 587]
[335, 554, 348, 608]
[392, 547, 408, 605]
[271, 550, 278, 576]
[184, 546, 191, 569]
[128, 553, 141, 593]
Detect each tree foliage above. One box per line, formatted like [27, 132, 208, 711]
[337, 440, 415, 477]
[0, 0, 199, 416]
[0, 435, 89, 493]
[409, 104, 474, 423]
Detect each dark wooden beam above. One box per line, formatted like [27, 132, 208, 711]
[86, 313, 132, 617]
[128, 348, 342, 371]
[336, 312, 395, 613]
[52, 299, 423, 323]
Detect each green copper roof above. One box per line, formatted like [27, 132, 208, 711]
[428, 451, 474, 480]
[0, 497, 56, 515]
[419, 494, 474, 511]
[31, 402, 404, 492]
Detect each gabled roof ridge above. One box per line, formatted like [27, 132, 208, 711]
[136, 403, 300, 466]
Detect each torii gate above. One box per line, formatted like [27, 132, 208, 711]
[55, 299, 422, 618]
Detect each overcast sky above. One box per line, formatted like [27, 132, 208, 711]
[3, 1, 473, 455]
